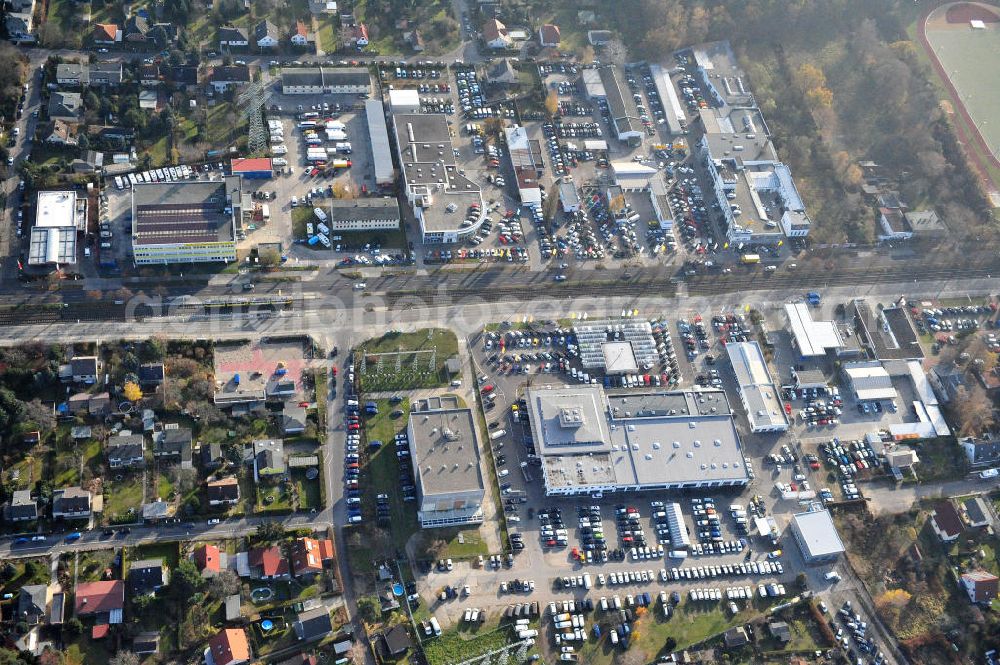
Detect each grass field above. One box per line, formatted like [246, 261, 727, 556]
[357, 329, 459, 391]
[924, 25, 1000, 161]
[104, 471, 145, 520]
[423, 625, 517, 665]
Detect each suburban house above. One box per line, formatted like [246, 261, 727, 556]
[153, 427, 193, 466]
[5, 490, 38, 522]
[129, 558, 169, 595]
[17, 584, 51, 625]
[767, 621, 791, 644]
[931, 500, 964, 542]
[138, 363, 165, 387]
[290, 21, 314, 47]
[724, 626, 749, 649]
[193, 544, 226, 577]
[538, 23, 561, 47]
[107, 433, 146, 469]
[52, 487, 92, 519]
[75, 580, 124, 626]
[249, 545, 291, 581]
[254, 20, 280, 48]
[48, 92, 83, 121]
[282, 405, 307, 435]
[201, 442, 225, 469]
[252, 439, 287, 480]
[379, 625, 413, 659]
[290, 537, 334, 577]
[961, 571, 1000, 605]
[292, 607, 333, 642]
[140, 64, 162, 87]
[6, 0, 36, 43]
[71, 150, 105, 174]
[90, 63, 124, 86]
[123, 15, 150, 43]
[205, 628, 252, 665]
[930, 363, 967, 403]
[482, 19, 512, 49]
[964, 497, 993, 528]
[91, 23, 120, 45]
[218, 25, 249, 49]
[62, 356, 99, 384]
[960, 436, 1000, 469]
[56, 63, 88, 87]
[207, 476, 241, 506]
[45, 119, 77, 146]
[209, 65, 252, 93]
[165, 65, 199, 89]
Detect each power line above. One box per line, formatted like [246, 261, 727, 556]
[238, 80, 270, 156]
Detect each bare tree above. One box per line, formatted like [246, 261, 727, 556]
[953, 384, 994, 436]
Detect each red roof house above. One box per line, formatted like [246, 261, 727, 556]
[962, 570, 1000, 604]
[206, 628, 252, 665]
[249, 545, 290, 580]
[194, 544, 222, 577]
[290, 537, 334, 577]
[75, 580, 125, 625]
[538, 24, 561, 47]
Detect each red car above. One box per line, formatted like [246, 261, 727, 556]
[481, 385, 495, 394]
[332, 367, 338, 376]
[348, 423, 360, 431]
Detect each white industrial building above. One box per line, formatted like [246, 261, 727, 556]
[789, 508, 845, 564]
[28, 190, 86, 268]
[364, 99, 394, 186]
[649, 63, 686, 135]
[505, 126, 544, 207]
[526, 385, 750, 496]
[327, 199, 400, 232]
[725, 341, 788, 433]
[784, 303, 849, 357]
[406, 404, 485, 528]
[387, 88, 420, 114]
[842, 361, 897, 401]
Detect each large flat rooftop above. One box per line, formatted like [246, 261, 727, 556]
[131, 178, 241, 246]
[409, 407, 484, 497]
[725, 342, 788, 431]
[527, 385, 748, 492]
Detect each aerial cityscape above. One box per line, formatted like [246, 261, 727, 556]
[0, 1, 1000, 664]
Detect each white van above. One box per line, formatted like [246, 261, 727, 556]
[490, 429, 507, 440]
[314, 207, 328, 223]
[824, 571, 841, 582]
[354, 282, 367, 290]
[429, 617, 442, 636]
[317, 222, 330, 236]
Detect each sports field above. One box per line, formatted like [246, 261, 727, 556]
[923, 2, 1000, 165]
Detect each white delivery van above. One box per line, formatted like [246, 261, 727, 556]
[314, 207, 328, 222]
[490, 429, 507, 440]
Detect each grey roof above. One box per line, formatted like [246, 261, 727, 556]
[224, 594, 242, 621]
[965, 497, 992, 526]
[71, 356, 98, 375]
[52, 486, 91, 513]
[253, 19, 279, 42]
[964, 437, 1000, 465]
[138, 363, 165, 384]
[129, 558, 166, 594]
[365, 99, 394, 184]
[218, 25, 248, 42]
[155, 428, 192, 459]
[28, 227, 76, 266]
[282, 68, 325, 87]
[408, 408, 484, 497]
[598, 66, 641, 137]
[281, 66, 370, 88]
[253, 438, 286, 475]
[56, 63, 85, 82]
[131, 178, 241, 246]
[792, 509, 845, 558]
[293, 607, 333, 641]
[7, 489, 38, 520]
[108, 434, 145, 461]
[201, 442, 225, 467]
[125, 15, 149, 37]
[18, 585, 47, 622]
[133, 631, 161, 654]
[726, 342, 788, 430]
[328, 198, 400, 222]
[48, 91, 82, 118]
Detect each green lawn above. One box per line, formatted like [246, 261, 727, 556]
[423, 625, 517, 665]
[156, 471, 175, 502]
[913, 437, 968, 482]
[0, 558, 51, 596]
[413, 527, 487, 561]
[78, 549, 119, 582]
[291, 467, 323, 511]
[333, 226, 407, 252]
[8, 452, 44, 490]
[130, 541, 180, 569]
[318, 17, 339, 53]
[256, 480, 293, 513]
[104, 471, 145, 521]
[361, 397, 420, 552]
[357, 329, 459, 391]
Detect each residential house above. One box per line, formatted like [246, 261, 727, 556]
[139, 64, 162, 87]
[885, 448, 919, 472]
[218, 25, 249, 49]
[207, 476, 241, 506]
[290, 537, 334, 577]
[133, 632, 161, 655]
[165, 65, 199, 89]
[930, 363, 967, 403]
[193, 544, 226, 577]
[75, 580, 124, 625]
[482, 19, 512, 49]
[138, 363, 165, 387]
[254, 19, 279, 49]
[201, 442, 225, 469]
[88, 392, 111, 416]
[70, 426, 92, 440]
[964, 497, 993, 528]
[71, 150, 105, 174]
[107, 434, 146, 469]
[52, 487, 92, 519]
[148, 23, 178, 48]
[379, 625, 412, 659]
[538, 23, 561, 47]
[290, 21, 314, 47]
[767, 621, 791, 644]
[63, 356, 99, 384]
[5, 490, 38, 522]
[45, 119, 78, 146]
[961, 436, 1000, 469]
[141, 501, 171, 522]
[352, 23, 369, 46]
[91, 23, 120, 45]
[138, 89, 159, 110]
[56, 63, 88, 87]
[90, 63, 124, 87]
[253, 439, 286, 480]
[6, 0, 36, 43]
[961, 571, 1000, 605]
[123, 15, 150, 43]
[205, 628, 252, 665]
[154, 427, 193, 466]
[249, 545, 290, 581]
[931, 500, 964, 542]
[129, 558, 168, 595]
[209, 65, 251, 93]
[292, 607, 333, 642]
[48, 92, 83, 121]
[723, 626, 749, 649]
[282, 405, 307, 435]
[487, 58, 519, 86]
[17, 584, 50, 625]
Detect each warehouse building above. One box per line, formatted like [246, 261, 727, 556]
[131, 178, 242, 265]
[504, 125, 544, 206]
[526, 385, 749, 496]
[789, 508, 845, 565]
[598, 66, 643, 145]
[279, 67, 370, 94]
[649, 63, 686, 135]
[28, 190, 86, 268]
[842, 361, 897, 401]
[391, 113, 483, 243]
[364, 99, 394, 186]
[407, 401, 485, 527]
[725, 341, 789, 433]
[387, 89, 420, 114]
[230, 157, 273, 179]
[327, 198, 400, 232]
[784, 303, 859, 358]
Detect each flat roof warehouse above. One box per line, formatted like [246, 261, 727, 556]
[526, 385, 749, 495]
[131, 178, 241, 246]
